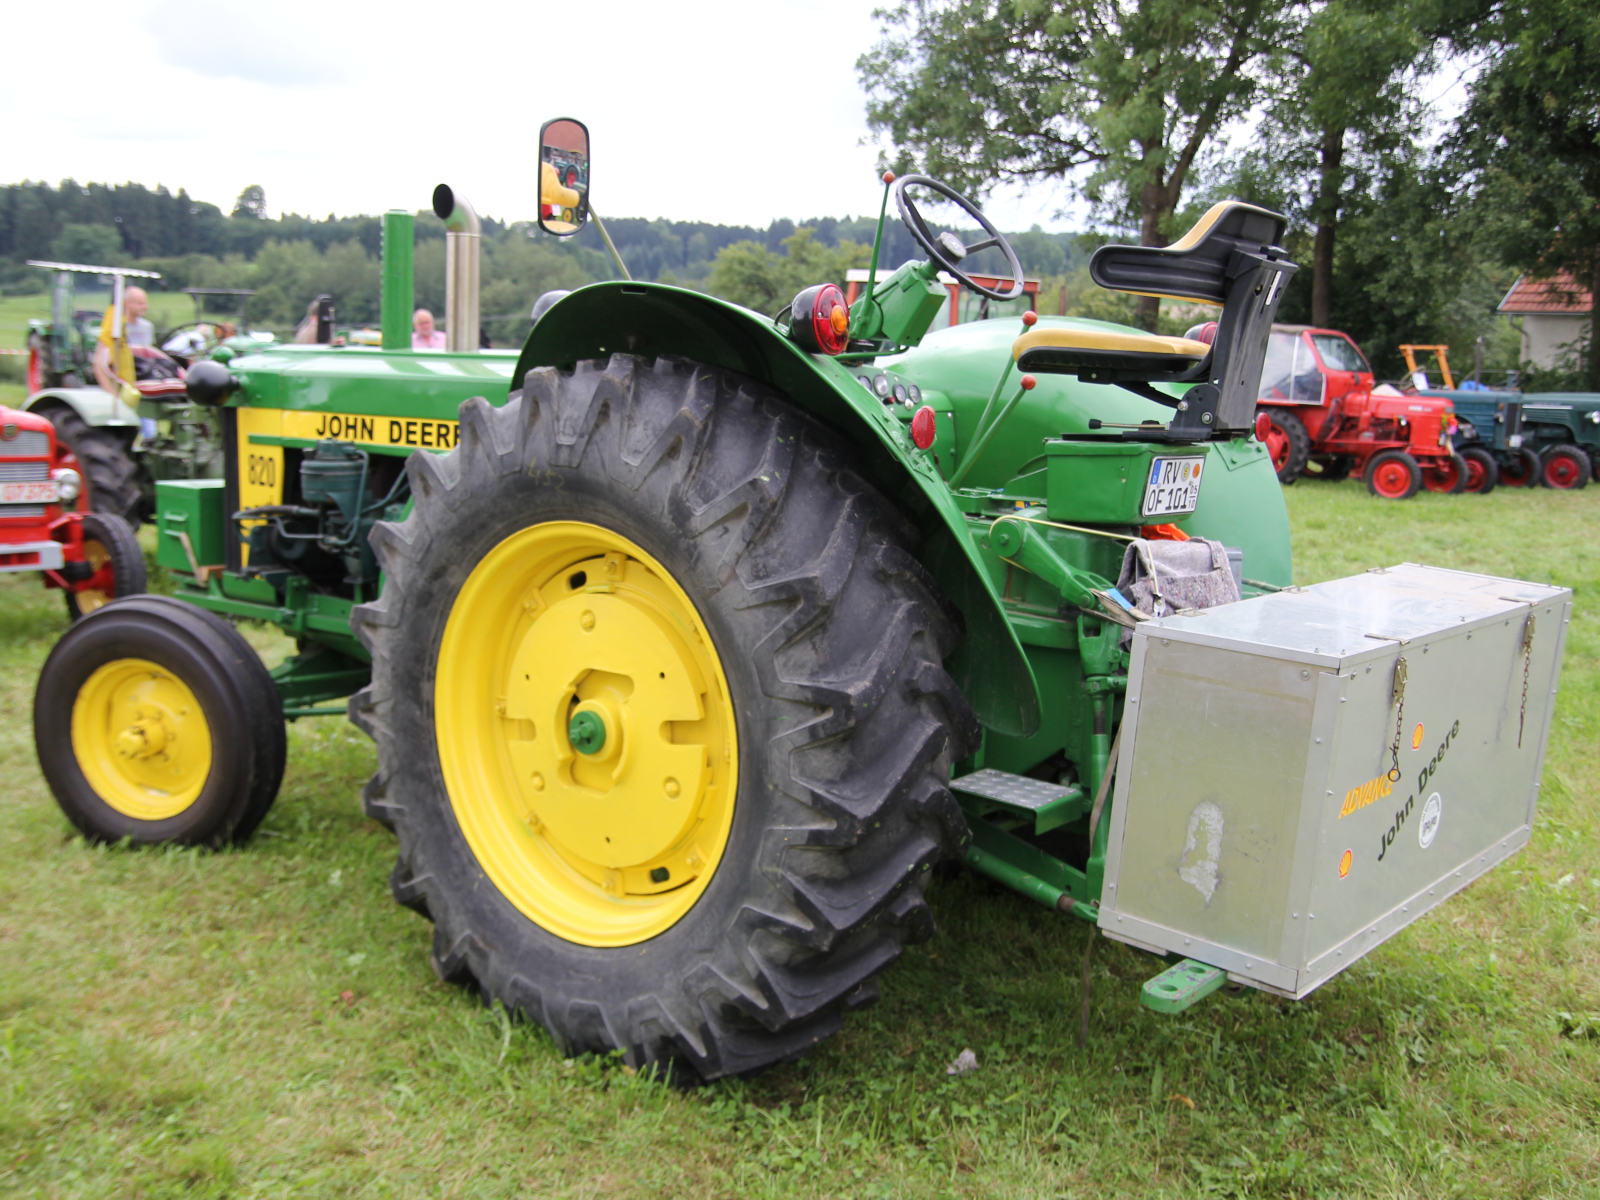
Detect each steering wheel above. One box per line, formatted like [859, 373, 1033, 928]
[893, 174, 1025, 302]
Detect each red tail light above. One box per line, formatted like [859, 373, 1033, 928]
[911, 405, 936, 449]
[789, 284, 850, 356]
[1255, 412, 1272, 442]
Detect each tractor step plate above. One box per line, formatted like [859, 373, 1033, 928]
[1142, 959, 1227, 1014]
[950, 769, 1087, 836]
[951, 768, 1073, 810]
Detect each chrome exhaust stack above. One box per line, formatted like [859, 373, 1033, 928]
[432, 184, 480, 353]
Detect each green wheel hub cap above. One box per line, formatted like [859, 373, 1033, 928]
[568, 710, 607, 755]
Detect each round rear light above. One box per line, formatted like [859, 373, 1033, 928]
[911, 406, 936, 450]
[1255, 412, 1272, 442]
[789, 283, 850, 356]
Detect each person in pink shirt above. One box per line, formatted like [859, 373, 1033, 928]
[412, 309, 447, 350]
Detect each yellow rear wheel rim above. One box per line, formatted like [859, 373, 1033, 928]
[435, 521, 739, 947]
[70, 657, 213, 821]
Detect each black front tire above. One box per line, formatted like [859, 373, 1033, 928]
[351, 354, 978, 1080]
[44, 407, 148, 524]
[34, 596, 287, 847]
[65, 511, 148, 621]
[1540, 444, 1592, 490]
[1459, 446, 1498, 495]
[1498, 446, 1539, 487]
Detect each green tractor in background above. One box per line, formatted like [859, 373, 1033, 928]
[32, 121, 1569, 1081]
[22, 262, 260, 524]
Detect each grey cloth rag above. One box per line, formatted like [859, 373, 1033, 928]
[1116, 537, 1240, 622]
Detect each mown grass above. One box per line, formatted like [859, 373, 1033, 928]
[1, 481, 1596, 1198]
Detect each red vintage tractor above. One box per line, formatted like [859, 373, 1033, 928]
[0, 405, 146, 618]
[1234, 325, 1469, 499]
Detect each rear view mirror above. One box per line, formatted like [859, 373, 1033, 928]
[538, 118, 590, 237]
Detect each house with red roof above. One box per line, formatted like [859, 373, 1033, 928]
[1498, 271, 1592, 370]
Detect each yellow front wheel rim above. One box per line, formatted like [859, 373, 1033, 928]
[73, 537, 113, 614]
[435, 521, 739, 948]
[70, 658, 213, 821]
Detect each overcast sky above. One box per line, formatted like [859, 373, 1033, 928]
[3, 0, 1082, 233]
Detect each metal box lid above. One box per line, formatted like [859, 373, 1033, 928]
[1098, 563, 1570, 998]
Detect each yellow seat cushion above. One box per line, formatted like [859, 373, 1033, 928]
[1012, 326, 1210, 376]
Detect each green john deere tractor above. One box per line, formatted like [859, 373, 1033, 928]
[33, 121, 1570, 1081]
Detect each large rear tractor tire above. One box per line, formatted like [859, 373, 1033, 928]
[1420, 452, 1469, 494]
[33, 595, 287, 847]
[1459, 446, 1498, 495]
[350, 355, 978, 1081]
[43, 407, 147, 525]
[1365, 449, 1422, 499]
[1540, 444, 1591, 490]
[1259, 407, 1310, 483]
[65, 511, 148, 621]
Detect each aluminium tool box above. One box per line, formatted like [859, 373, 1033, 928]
[1099, 563, 1571, 997]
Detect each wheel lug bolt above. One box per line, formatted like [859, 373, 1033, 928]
[580, 610, 596, 631]
[531, 773, 545, 791]
[664, 778, 680, 798]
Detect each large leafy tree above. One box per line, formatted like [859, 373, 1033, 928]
[1258, 0, 1433, 325]
[1453, 0, 1600, 389]
[858, 0, 1299, 329]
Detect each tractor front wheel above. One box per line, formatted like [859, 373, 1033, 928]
[1540, 445, 1592, 490]
[1498, 447, 1540, 487]
[64, 512, 147, 621]
[1420, 452, 1469, 494]
[1459, 447, 1498, 495]
[33, 595, 286, 847]
[351, 355, 977, 1081]
[1259, 408, 1310, 483]
[1366, 450, 1422, 499]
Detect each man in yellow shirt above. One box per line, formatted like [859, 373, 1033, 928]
[93, 286, 154, 400]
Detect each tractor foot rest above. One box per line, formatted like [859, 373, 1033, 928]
[950, 768, 1086, 833]
[1141, 958, 1227, 1014]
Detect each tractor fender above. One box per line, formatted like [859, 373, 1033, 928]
[25, 386, 139, 430]
[514, 281, 1041, 737]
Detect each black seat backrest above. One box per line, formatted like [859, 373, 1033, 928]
[1089, 202, 1298, 437]
[1090, 203, 1289, 305]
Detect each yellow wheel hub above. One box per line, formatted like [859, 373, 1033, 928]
[435, 521, 739, 947]
[73, 537, 113, 615]
[70, 658, 213, 821]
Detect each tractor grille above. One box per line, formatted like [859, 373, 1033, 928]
[0, 461, 51, 518]
[0, 432, 50, 458]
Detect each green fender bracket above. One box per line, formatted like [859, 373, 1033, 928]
[1141, 958, 1228, 1014]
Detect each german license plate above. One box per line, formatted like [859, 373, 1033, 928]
[0, 480, 58, 504]
[1142, 456, 1204, 518]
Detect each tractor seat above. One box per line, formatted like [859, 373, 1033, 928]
[1012, 326, 1211, 377]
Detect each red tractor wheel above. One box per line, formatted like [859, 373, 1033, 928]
[1540, 445, 1592, 490]
[1459, 446, 1498, 495]
[1365, 450, 1422, 500]
[1498, 447, 1539, 487]
[1258, 408, 1310, 483]
[1421, 452, 1469, 494]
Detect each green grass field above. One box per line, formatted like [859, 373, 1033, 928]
[1, 479, 1595, 1198]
